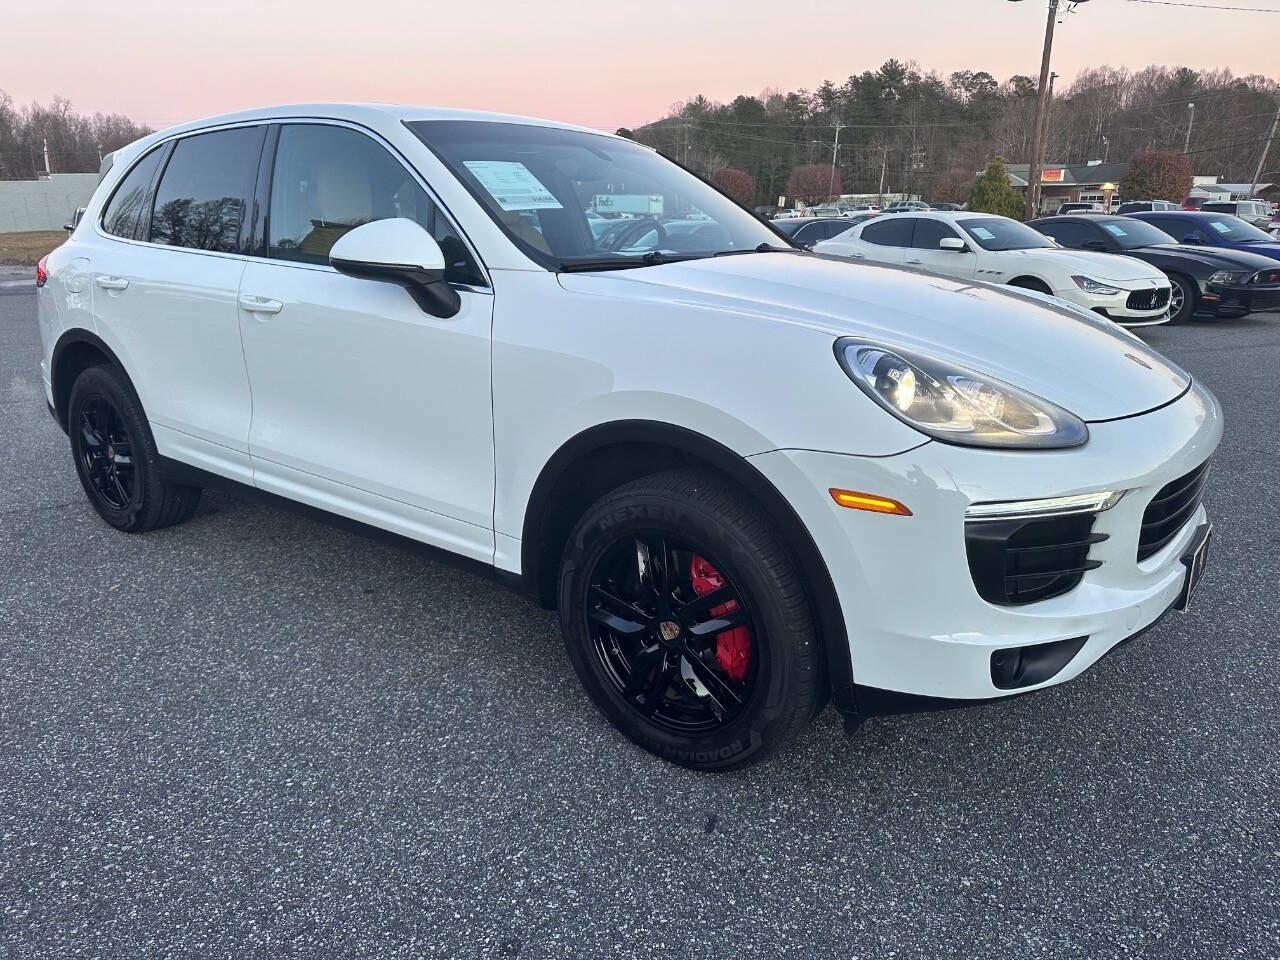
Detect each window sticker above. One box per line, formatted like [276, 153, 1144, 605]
[462, 160, 562, 211]
[970, 226, 996, 240]
[1209, 220, 1232, 234]
[1102, 224, 1128, 237]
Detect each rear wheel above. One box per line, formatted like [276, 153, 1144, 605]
[1166, 274, 1197, 324]
[68, 365, 202, 532]
[557, 469, 826, 770]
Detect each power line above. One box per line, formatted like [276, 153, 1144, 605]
[1126, 0, 1280, 11]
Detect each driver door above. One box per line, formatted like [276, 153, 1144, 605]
[903, 218, 976, 280]
[237, 122, 496, 562]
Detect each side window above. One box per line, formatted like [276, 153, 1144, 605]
[910, 218, 961, 249]
[1036, 221, 1095, 249]
[825, 221, 852, 240]
[793, 223, 822, 243]
[268, 124, 485, 286]
[101, 146, 165, 240]
[862, 217, 914, 247]
[150, 126, 264, 253]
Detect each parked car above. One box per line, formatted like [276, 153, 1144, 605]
[1115, 200, 1181, 215]
[844, 203, 881, 215]
[1054, 202, 1106, 215]
[37, 104, 1222, 770]
[1030, 214, 1280, 323]
[814, 211, 1172, 326]
[771, 216, 856, 249]
[1199, 200, 1275, 230]
[1129, 210, 1280, 263]
[772, 208, 801, 219]
[883, 200, 931, 213]
[1181, 195, 1209, 211]
[929, 202, 962, 211]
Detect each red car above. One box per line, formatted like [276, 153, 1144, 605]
[1181, 195, 1208, 211]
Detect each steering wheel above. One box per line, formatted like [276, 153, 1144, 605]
[602, 217, 667, 252]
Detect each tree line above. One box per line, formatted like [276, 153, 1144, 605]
[0, 93, 153, 180]
[623, 61, 1280, 206]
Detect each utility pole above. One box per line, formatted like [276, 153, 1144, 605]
[828, 121, 844, 202]
[878, 146, 888, 206]
[1250, 101, 1280, 198]
[1024, 0, 1059, 220]
[42, 137, 51, 177]
[1184, 102, 1195, 154]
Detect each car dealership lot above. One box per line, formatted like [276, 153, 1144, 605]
[2, 283, 1278, 957]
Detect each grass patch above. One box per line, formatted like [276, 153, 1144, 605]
[0, 231, 67, 266]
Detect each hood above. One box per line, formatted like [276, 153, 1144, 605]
[1144, 243, 1280, 273]
[1007, 248, 1165, 283]
[1221, 239, 1280, 261]
[558, 253, 1190, 422]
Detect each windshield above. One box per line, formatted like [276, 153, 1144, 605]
[408, 120, 785, 269]
[957, 217, 1056, 251]
[1099, 219, 1177, 249]
[1201, 213, 1275, 243]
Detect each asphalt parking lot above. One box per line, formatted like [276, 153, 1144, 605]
[2, 273, 1278, 959]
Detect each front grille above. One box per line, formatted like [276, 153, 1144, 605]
[1126, 287, 1171, 311]
[1137, 461, 1210, 561]
[966, 513, 1107, 606]
[1251, 268, 1280, 286]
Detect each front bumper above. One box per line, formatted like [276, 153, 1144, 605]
[748, 381, 1223, 702]
[1204, 281, 1280, 316]
[1053, 282, 1171, 326]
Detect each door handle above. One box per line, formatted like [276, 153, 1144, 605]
[239, 295, 283, 315]
[95, 276, 129, 290]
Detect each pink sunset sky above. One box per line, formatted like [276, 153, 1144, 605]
[6, 0, 1278, 132]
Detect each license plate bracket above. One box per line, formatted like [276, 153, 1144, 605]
[1173, 522, 1212, 613]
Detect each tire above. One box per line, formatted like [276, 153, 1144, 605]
[1008, 277, 1052, 295]
[68, 364, 202, 532]
[557, 468, 826, 771]
[1166, 274, 1196, 325]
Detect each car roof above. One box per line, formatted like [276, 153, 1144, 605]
[123, 102, 614, 153]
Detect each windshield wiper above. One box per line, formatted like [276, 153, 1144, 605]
[713, 242, 793, 257]
[558, 251, 703, 273]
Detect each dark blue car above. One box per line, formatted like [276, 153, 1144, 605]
[1128, 210, 1280, 262]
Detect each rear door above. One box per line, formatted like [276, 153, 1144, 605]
[903, 217, 975, 279]
[237, 121, 496, 561]
[90, 125, 264, 482]
[856, 216, 913, 265]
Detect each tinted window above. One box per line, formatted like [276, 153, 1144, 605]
[1201, 203, 1235, 214]
[1098, 219, 1177, 248]
[101, 146, 165, 240]
[150, 127, 263, 253]
[825, 221, 853, 239]
[861, 217, 914, 247]
[1034, 220, 1097, 249]
[792, 223, 825, 243]
[267, 124, 482, 285]
[910, 218, 961, 249]
[1142, 216, 1196, 241]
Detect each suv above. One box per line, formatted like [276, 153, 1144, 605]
[1054, 202, 1105, 215]
[1116, 200, 1180, 214]
[36, 104, 1222, 770]
[883, 201, 930, 213]
[1200, 200, 1274, 229]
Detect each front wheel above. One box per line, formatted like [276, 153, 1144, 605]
[1166, 274, 1197, 325]
[557, 469, 827, 770]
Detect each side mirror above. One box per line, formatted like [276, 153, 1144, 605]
[1082, 239, 1107, 252]
[939, 236, 967, 252]
[1182, 233, 1202, 245]
[329, 218, 460, 318]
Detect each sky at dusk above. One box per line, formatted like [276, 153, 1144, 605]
[5, 0, 1278, 133]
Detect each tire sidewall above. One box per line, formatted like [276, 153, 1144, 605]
[1168, 274, 1195, 324]
[558, 492, 808, 770]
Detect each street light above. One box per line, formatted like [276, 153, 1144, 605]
[1008, 0, 1090, 219]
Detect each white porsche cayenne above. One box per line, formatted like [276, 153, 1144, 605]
[36, 104, 1221, 769]
[814, 211, 1174, 327]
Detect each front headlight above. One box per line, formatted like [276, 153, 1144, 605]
[835, 339, 1088, 449]
[1207, 271, 1244, 285]
[1071, 275, 1122, 296]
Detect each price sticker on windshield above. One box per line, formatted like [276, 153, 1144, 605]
[463, 161, 563, 211]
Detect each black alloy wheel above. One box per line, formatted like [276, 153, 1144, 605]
[558, 468, 826, 770]
[75, 396, 136, 511]
[67, 364, 202, 532]
[585, 534, 756, 732]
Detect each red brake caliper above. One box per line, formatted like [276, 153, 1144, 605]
[689, 554, 751, 684]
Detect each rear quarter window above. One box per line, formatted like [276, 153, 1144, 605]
[100, 147, 166, 240]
